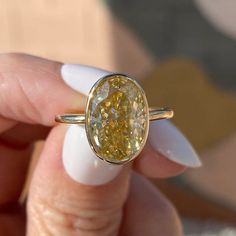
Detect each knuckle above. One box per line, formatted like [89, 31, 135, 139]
[27, 196, 121, 236]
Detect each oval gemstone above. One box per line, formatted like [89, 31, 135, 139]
[86, 74, 149, 164]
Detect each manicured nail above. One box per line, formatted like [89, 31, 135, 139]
[149, 120, 202, 168]
[61, 64, 110, 95]
[63, 125, 122, 185]
[61, 64, 121, 185]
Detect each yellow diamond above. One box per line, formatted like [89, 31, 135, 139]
[86, 74, 149, 164]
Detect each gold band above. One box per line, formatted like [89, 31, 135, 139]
[55, 107, 174, 124]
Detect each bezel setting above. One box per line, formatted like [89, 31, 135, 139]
[85, 73, 150, 165]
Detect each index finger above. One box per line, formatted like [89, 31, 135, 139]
[0, 53, 86, 126]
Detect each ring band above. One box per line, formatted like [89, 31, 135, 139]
[56, 73, 174, 164]
[55, 107, 173, 124]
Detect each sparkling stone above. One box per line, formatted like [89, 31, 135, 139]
[86, 74, 149, 163]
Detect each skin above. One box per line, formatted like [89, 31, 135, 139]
[0, 53, 185, 236]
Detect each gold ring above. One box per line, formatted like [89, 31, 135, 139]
[55, 74, 174, 164]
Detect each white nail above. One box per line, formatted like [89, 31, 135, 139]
[63, 125, 122, 185]
[149, 120, 202, 168]
[61, 64, 110, 96]
[61, 64, 122, 185]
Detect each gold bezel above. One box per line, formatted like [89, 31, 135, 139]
[85, 73, 150, 165]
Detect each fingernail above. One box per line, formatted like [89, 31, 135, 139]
[149, 120, 202, 168]
[63, 125, 122, 185]
[61, 64, 121, 185]
[61, 64, 110, 96]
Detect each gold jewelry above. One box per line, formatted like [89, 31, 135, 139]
[56, 74, 174, 164]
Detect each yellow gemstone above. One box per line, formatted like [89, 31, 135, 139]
[86, 74, 149, 164]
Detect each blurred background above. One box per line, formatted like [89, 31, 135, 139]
[1, 0, 236, 235]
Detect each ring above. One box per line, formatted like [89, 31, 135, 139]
[56, 74, 174, 164]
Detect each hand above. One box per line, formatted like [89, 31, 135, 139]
[0, 53, 201, 236]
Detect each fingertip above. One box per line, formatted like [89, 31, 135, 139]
[134, 142, 186, 178]
[149, 120, 202, 168]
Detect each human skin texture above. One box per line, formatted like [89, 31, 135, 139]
[0, 53, 200, 236]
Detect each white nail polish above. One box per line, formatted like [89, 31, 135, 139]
[61, 64, 121, 185]
[61, 64, 110, 96]
[63, 125, 122, 185]
[149, 120, 202, 168]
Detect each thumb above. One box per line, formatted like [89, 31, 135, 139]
[27, 125, 130, 236]
[27, 65, 130, 235]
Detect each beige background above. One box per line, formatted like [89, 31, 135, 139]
[0, 0, 154, 78]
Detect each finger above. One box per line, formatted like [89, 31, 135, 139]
[120, 172, 183, 236]
[134, 120, 202, 178]
[0, 123, 50, 149]
[135, 142, 186, 178]
[0, 143, 32, 207]
[27, 125, 130, 236]
[0, 53, 86, 126]
[0, 123, 51, 206]
[0, 116, 15, 133]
